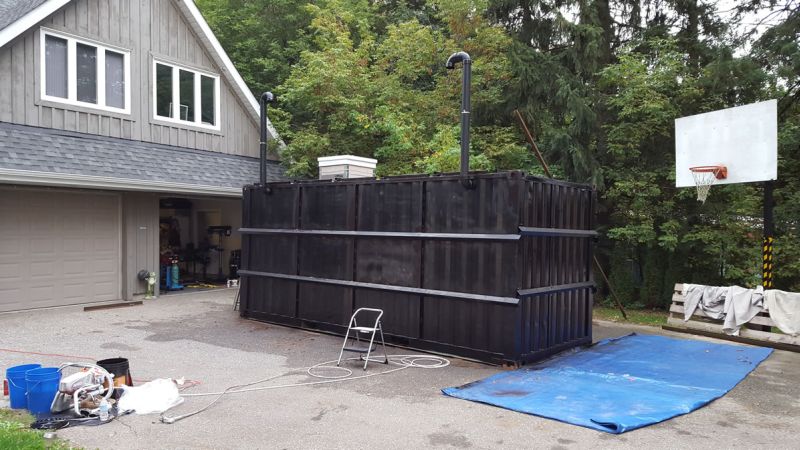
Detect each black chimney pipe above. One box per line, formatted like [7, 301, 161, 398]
[259, 92, 276, 185]
[445, 51, 471, 179]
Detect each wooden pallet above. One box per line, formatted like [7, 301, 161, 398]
[665, 283, 800, 350]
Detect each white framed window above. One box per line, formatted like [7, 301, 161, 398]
[152, 59, 220, 130]
[40, 28, 131, 114]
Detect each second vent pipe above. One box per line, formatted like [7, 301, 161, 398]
[259, 91, 276, 186]
[445, 51, 471, 179]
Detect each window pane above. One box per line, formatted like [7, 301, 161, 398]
[44, 35, 68, 98]
[105, 50, 125, 109]
[155, 63, 172, 118]
[179, 70, 194, 121]
[201, 75, 215, 126]
[76, 43, 97, 103]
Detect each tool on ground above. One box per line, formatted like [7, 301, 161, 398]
[163, 255, 184, 291]
[51, 363, 115, 416]
[337, 308, 389, 370]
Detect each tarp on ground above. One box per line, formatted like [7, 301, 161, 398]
[442, 333, 772, 433]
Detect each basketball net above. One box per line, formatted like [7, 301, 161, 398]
[692, 171, 716, 203]
[690, 166, 726, 204]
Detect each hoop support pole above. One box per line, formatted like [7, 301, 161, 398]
[763, 180, 775, 289]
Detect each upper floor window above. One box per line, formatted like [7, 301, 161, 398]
[153, 60, 219, 130]
[40, 29, 130, 114]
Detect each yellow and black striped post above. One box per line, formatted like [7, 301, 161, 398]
[762, 236, 774, 289]
[763, 180, 776, 289]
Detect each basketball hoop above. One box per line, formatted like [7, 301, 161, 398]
[689, 165, 728, 203]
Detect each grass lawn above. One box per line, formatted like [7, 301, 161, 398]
[593, 305, 668, 327]
[0, 408, 76, 449]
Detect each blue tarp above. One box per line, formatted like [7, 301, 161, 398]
[443, 333, 772, 433]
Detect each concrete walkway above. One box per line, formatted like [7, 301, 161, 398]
[1, 290, 798, 449]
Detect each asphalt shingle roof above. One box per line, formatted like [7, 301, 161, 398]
[0, 0, 48, 32]
[0, 122, 285, 189]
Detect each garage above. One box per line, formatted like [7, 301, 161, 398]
[0, 188, 121, 312]
[158, 196, 242, 293]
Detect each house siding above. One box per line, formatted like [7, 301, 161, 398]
[0, 0, 261, 158]
[121, 191, 159, 299]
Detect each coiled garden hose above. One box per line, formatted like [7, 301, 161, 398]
[160, 354, 450, 424]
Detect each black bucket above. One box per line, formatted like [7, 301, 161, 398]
[97, 357, 133, 396]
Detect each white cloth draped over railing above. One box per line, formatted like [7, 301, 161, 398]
[682, 284, 800, 336]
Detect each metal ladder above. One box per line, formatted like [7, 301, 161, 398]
[337, 308, 389, 370]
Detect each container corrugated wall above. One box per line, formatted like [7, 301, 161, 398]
[239, 171, 595, 365]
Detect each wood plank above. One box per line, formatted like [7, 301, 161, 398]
[49, 8, 65, 27]
[64, 1, 76, 29]
[98, 0, 108, 40]
[40, 106, 52, 128]
[53, 108, 64, 129]
[84, 301, 142, 312]
[65, 110, 77, 131]
[76, 0, 88, 34]
[663, 324, 800, 353]
[88, 0, 99, 37]
[0, 47, 12, 121]
[111, 117, 121, 138]
[176, 6, 184, 61]
[669, 304, 776, 327]
[111, 0, 121, 44]
[11, 41, 25, 123]
[154, 0, 163, 54]
[87, 113, 98, 134]
[78, 112, 88, 133]
[24, 34, 37, 126]
[131, 0, 144, 141]
[667, 317, 800, 346]
[168, 0, 177, 57]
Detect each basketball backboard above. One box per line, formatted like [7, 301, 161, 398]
[675, 99, 777, 188]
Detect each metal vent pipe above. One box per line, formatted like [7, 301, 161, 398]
[259, 91, 276, 185]
[445, 51, 471, 179]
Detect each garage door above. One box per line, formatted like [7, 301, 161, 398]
[0, 188, 121, 312]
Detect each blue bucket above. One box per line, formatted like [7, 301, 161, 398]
[5, 364, 42, 409]
[25, 367, 61, 415]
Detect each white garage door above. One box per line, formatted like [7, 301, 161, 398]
[0, 188, 121, 312]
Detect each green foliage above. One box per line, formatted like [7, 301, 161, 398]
[198, 0, 800, 305]
[270, 0, 524, 178]
[0, 409, 76, 449]
[196, 0, 312, 95]
[593, 306, 668, 327]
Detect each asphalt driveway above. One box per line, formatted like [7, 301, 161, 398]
[1, 289, 798, 449]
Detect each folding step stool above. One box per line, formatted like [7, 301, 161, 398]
[337, 308, 389, 370]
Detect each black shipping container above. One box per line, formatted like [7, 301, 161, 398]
[239, 171, 596, 365]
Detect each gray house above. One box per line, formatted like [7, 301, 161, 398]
[0, 0, 283, 312]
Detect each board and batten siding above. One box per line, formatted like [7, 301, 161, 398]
[0, 0, 262, 158]
[121, 191, 159, 299]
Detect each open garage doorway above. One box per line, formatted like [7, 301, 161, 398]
[158, 196, 241, 294]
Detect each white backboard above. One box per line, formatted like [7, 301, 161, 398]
[675, 99, 777, 187]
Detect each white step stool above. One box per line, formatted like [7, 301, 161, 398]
[337, 308, 389, 370]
